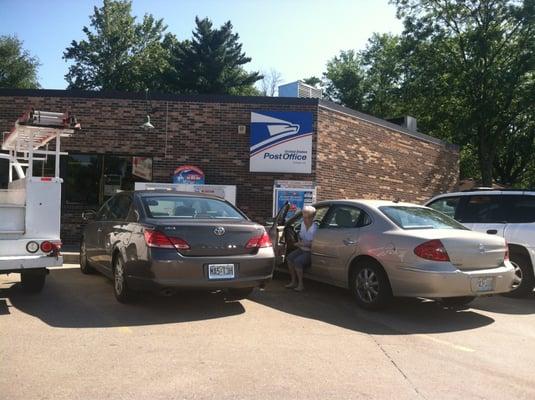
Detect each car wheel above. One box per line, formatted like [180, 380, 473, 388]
[440, 296, 476, 309]
[503, 253, 535, 298]
[113, 255, 132, 303]
[21, 269, 47, 293]
[350, 260, 392, 310]
[80, 240, 95, 274]
[226, 287, 254, 301]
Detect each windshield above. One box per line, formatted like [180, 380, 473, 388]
[379, 206, 467, 230]
[142, 196, 245, 220]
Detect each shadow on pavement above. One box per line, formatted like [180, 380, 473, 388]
[470, 292, 535, 315]
[249, 276, 496, 335]
[0, 267, 245, 328]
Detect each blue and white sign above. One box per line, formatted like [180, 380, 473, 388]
[250, 111, 313, 173]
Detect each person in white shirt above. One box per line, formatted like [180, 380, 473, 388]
[285, 205, 317, 292]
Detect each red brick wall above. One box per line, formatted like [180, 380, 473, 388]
[316, 106, 459, 203]
[0, 91, 459, 244]
[0, 93, 318, 243]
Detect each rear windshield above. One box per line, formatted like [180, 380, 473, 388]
[379, 206, 467, 230]
[141, 196, 245, 220]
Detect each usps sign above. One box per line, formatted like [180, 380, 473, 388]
[249, 111, 313, 173]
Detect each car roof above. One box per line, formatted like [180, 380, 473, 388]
[426, 189, 535, 203]
[314, 199, 425, 209]
[132, 190, 222, 200]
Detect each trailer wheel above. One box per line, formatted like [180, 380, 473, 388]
[21, 269, 47, 293]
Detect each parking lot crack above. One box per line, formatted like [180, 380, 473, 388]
[370, 335, 427, 400]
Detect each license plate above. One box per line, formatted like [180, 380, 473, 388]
[208, 264, 235, 280]
[472, 277, 494, 292]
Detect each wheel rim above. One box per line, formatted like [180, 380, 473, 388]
[510, 260, 523, 290]
[356, 267, 380, 303]
[115, 258, 124, 294]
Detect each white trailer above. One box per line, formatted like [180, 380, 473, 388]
[0, 110, 80, 292]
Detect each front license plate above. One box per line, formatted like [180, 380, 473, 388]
[208, 264, 235, 280]
[472, 277, 494, 292]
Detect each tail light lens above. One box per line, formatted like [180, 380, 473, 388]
[40, 240, 62, 254]
[245, 231, 272, 249]
[144, 230, 190, 251]
[414, 239, 450, 262]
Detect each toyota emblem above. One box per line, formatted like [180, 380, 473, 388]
[214, 226, 226, 236]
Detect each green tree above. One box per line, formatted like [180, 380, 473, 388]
[164, 17, 261, 95]
[302, 76, 322, 88]
[63, 0, 169, 91]
[323, 50, 366, 110]
[393, 0, 535, 186]
[0, 35, 40, 88]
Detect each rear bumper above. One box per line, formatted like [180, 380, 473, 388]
[126, 248, 275, 291]
[0, 255, 63, 272]
[392, 261, 515, 298]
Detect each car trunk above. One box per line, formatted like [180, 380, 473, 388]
[411, 229, 507, 271]
[152, 219, 265, 257]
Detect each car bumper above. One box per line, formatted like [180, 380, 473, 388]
[0, 255, 63, 272]
[392, 261, 515, 298]
[126, 248, 275, 291]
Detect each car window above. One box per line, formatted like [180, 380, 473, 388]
[96, 197, 114, 221]
[504, 195, 535, 223]
[457, 195, 506, 223]
[107, 195, 132, 220]
[288, 205, 329, 231]
[322, 206, 365, 229]
[427, 196, 461, 219]
[380, 206, 467, 230]
[142, 195, 244, 219]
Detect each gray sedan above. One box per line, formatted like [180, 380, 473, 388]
[273, 200, 515, 309]
[80, 191, 274, 302]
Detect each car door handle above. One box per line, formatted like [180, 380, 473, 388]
[343, 239, 357, 245]
[487, 229, 498, 235]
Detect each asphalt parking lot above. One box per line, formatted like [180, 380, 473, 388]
[1, 265, 535, 400]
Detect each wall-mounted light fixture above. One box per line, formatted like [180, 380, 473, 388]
[140, 88, 155, 130]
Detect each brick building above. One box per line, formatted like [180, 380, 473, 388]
[0, 89, 459, 243]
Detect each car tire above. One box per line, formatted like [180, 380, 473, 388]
[440, 296, 476, 309]
[113, 255, 132, 303]
[350, 259, 392, 310]
[226, 287, 254, 301]
[21, 269, 47, 293]
[504, 253, 535, 298]
[80, 240, 95, 274]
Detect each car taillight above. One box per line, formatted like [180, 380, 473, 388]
[414, 239, 450, 262]
[144, 230, 190, 251]
[40, 240, 61, 253]
[245, 231, 272, 249]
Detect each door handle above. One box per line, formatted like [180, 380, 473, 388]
[487, 229, 498, 235]
[343, 239, 357, 246]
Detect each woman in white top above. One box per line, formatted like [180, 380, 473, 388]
[285, 205, 317, 292]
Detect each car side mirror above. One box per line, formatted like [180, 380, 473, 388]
[82, 210, 97, 221]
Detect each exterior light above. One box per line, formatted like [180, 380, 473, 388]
[140, 114, 154, 130]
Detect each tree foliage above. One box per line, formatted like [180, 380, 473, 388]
[323, 0, 535, 187]
[164, 17, 261, 95]
[260, 69, 283, 96]
[63, 0, 169, 91]
[0, 35, 40, 89]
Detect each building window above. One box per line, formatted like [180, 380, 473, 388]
[62, 154, 152, 206]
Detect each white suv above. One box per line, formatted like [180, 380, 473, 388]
[426, 190, 535, 297]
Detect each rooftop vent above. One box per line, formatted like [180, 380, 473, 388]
[387, 116, 418, 132]
[278, 81, 322, 99]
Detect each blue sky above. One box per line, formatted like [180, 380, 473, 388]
[0, 0, 403, 89]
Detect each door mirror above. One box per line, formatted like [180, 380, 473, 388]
[82, 210, 97, 221]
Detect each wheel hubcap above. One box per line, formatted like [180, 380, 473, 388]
[115, 259, 124, 294]
[511, 260, 523, 289]
[356, 267, 380, 303]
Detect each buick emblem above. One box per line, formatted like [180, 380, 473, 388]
[478, 243, 486, 254]
[213, 226, 226, 236]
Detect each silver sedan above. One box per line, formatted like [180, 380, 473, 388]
[272, 200, 515, 309]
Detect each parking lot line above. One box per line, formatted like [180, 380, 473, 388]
[417, 334, 475, 353]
